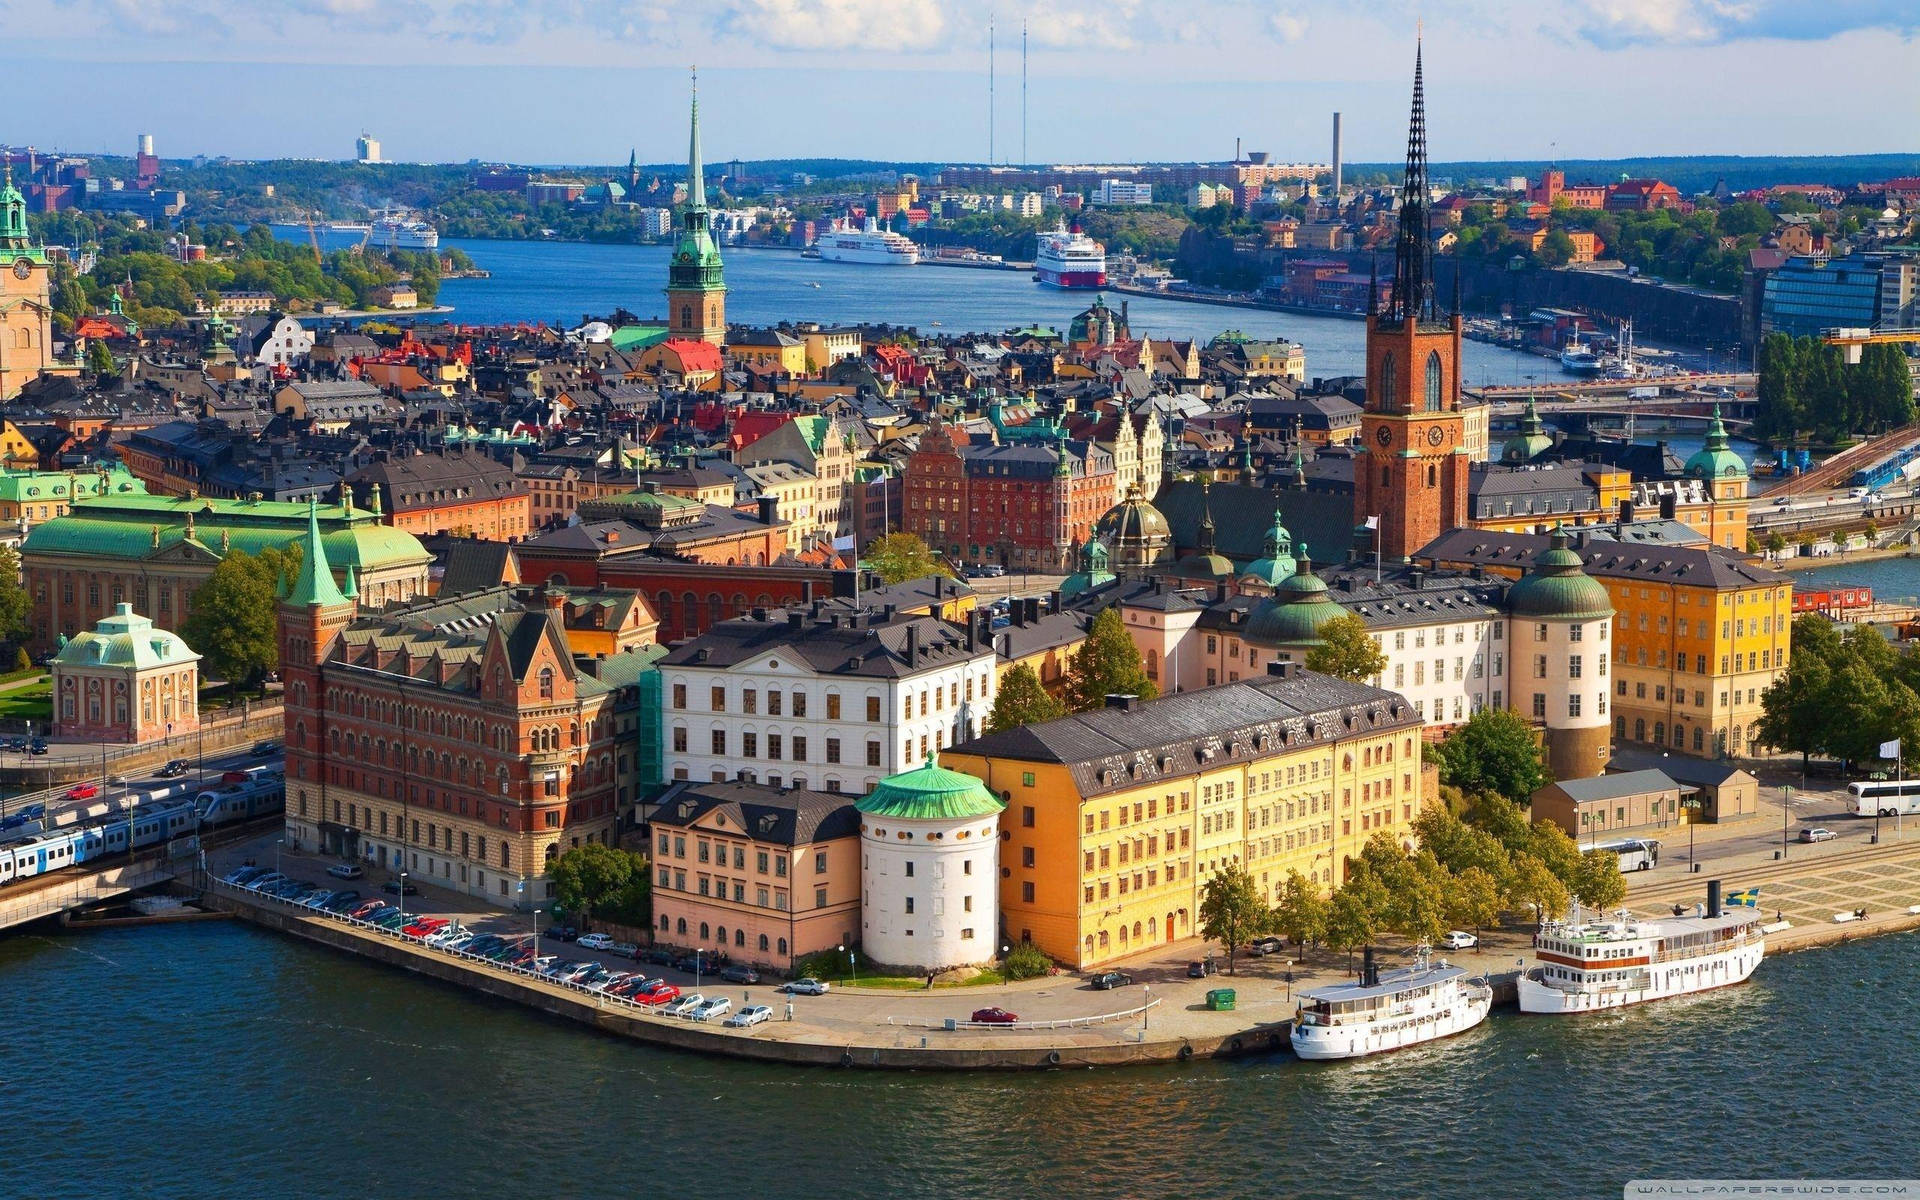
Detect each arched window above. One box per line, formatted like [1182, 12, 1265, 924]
[758, 934, 769, 951]
[1427, 464, 1437, 488]
[538, 667, 554, 698]
[661, 914, 670, 931]
[1425, 350, 1444, 412]
[700, 922, 710, 940]
[1376, 352, 1395, 409]
[680, 304, 692, 328]
[777, 937, 788, 957]
[734, 929, 745, 947]
[677, 917, 687, 935]
[682, 592, 698, 630]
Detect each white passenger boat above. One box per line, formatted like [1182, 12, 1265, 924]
[1290, 945, 1492, 1060]
[1517, 882, 1764, 1015]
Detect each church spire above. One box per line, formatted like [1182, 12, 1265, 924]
[286, 497, 348, 608]
[686, 67, 708, 212]
[1386, 37, 1434, 324]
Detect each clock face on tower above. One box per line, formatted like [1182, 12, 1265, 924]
[1427, 426, 1446, 447]
[1375, 425, 1392, 447]
[11, 259, 29, 280]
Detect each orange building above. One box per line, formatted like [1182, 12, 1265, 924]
[347, 449, 531, 541]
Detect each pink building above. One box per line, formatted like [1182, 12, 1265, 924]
[648, 780, 861, 972]
[50, 603, 201, 743]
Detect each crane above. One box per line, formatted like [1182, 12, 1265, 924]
[303, 210, 323, 265]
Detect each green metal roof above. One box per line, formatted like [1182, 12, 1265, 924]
[1506, 528, 1614, 620]
[856, 758, 1005, 821]
[20, 495, 430, 577]
[609, 325, 670, 352]
[52, 603, 198, 669]
[1685, 405, 1749, 481]
[1245, 553, 1347, 647]
[0, 464, 146, 504]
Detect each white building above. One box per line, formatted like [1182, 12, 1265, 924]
[356, 133, 381, 164]
[855, 760, 1004, 972]
[1017, 192, 1043, 217]
[639, 207, 674, 238]
[657, 605, 998, 796]
[1094, 179, 1154, 206]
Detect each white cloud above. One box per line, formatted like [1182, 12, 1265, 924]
[1023, 1, 1146, 50]
[715, 0, 948, 51]
[1269, 11, 1309, 42]
[1566, 0, 1919, 46]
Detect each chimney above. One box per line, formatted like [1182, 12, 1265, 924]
[751, 606, 768, 622]
[802, 581, 815, 603]
[1659, 492, 1677, 521]
[1012, 602, 1026, 628]
[757, 494, 779, 525]
[1618, 499, 1636, 524]
[1706, 879, 1722, 920]
[788, 611, 804, 631]
[1023, 597, 1039, 625]
[882, 603, 897, 623]
[905, 624, 919, 664]
[1104, 693, 1137, 711]
[1048, 589, 1062, 613]
[1331, 112, 1342, 196]
[543, 588, 566, 613]
[1409, 568, 1425, 590]
[1267, 660, 1294, 678]
[1361, 946, 1378, 989]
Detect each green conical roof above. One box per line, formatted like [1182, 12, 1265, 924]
[287, 497, 348, 608]
[668, 70, 725, 294]
[1061, 540, 1115, 599]
[1245, 549, 1346, 647]
[1506, 527, 1613, 620]
[857, 757, 1005, 821]
[1502, 396, 1553, 463]
[1685, 405, 1748, 482]
[1240, 511, 1297, 588]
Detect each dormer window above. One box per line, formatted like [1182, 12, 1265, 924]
[539, 667, 554, 699]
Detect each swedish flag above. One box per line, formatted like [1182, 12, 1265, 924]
[1726, 887, 1760, 908]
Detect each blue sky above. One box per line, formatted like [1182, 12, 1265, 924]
[9, 0, 1917, 166]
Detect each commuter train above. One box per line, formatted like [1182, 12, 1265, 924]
[0, 769, 284, 887]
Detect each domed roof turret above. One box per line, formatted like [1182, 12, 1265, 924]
[1239, 510, 1297, 591]
[1061, 539, 1116, 599]
[1093, 480, 1173, 572]
[857, 757, 1005, 821]
[1170, 482, 1234, 581]
[1506, 527, 1614, 620]
[1502, 396, 1554, 463]
[1245, 549, 1347, 647]
[51, 604, 200, 669]
[1684, 405, 1749, 483]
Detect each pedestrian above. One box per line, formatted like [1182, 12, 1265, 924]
[925, 972, 934, 990]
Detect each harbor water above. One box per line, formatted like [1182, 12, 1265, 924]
[2, 920, 1915, 1198]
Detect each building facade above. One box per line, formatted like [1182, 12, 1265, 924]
[0, 170, 54, 400]
[666, 79, 727, 345]
[855, 759, 1004, 972]
[50, 603, 200, 743]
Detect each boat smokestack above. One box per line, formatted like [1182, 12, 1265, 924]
[1707, 879, 1722, 919]
[1331, 112, 1342, 196]
[1361, 945, 1378, 988]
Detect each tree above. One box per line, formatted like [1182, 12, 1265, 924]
[1271, 869, 1328, 953]
[85, 339, 115, 377]
[0, 545, 33, 650]
[1065, 607, 1157, 712]
[1433, 708, 1551, 805]
[1506, 851, 1569, 924]
[984, 662, 1067, 734]
[1001, 940, 1052, 981]
[1765, 531, 1787, 558]
[1463, 791, 1534, 854]
[548, 842, 642, 926]
[1447, 865, 1505, 935]
[1198, 861, 1272, 976]
[863, 532, 952, 584]
[1755, 651, 1834, 767]
[1324, 874, 1384, 973]
[180, 545, 301, 689]
[1572, 850, 1628, 910]
[1305, 613, 1387, 682]
[1536, 229, 1577, 266]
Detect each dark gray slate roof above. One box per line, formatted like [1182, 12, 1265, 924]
[1154, 480, 1355, 569]
[648, 779, 859, 845]
[660, 608, 986, 679]
[1550, 769, 1677, 803]
[1420, 527, 1790, 590]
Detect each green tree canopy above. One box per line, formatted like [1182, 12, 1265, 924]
[863, 532, 953, 585]
[1325, 871, 1386, 971]
[548, 842, 649, 926]
[984, 662, 1067, 734]
[1197, 860, 1272, 975]
[1065, 607, 1157, 712]
[1304, 612, 1388, 682]
[1506, 851, 1570, 923]
[1271, 868, 1329, 951]
[1433, 708, 1551, 805]
[1572, 849, 1628, 910]
[0, 545, 33, 650]
[1446, 865, 1505, 934]
[180, 544, 301, 689]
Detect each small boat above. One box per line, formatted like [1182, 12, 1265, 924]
[1517, 881, 1764, 1015]
[806, 282, 821, 288]
[1290, 945, 1492, 1060]
[1560, 333, 1602, 374]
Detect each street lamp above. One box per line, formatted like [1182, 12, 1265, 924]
[694, 947, 704, 990]
[1782, 785, 1793, 857]
[399, 871, 409, 923]
[532, 907, 542, 956]
[840, 942, 855, 986]
[1682, 795, 1702, 872]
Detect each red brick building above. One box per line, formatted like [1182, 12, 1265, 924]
[347, 448, 531, 541]
[904, 419, 1115, 571]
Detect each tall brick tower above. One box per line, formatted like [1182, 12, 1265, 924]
[666, 70, 727, 345]
[1354, 40, 1467, 563]
[279, 498, 356, 846]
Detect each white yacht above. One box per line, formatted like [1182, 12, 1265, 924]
[1518, 882, 1765, 1015]
[817, 218, 920, 266]
[1560, 332, 1602, 374]
[1290, 946, 1493, 1061]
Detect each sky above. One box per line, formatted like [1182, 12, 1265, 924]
[7, 0, 1918, 167]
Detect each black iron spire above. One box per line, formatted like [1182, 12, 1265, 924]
[1387, 39, 1433, 324]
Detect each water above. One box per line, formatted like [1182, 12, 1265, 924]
[1795, 555, 1920, 603]
[4, 919, 1915, 1199]
[427, 237, 1559, 388]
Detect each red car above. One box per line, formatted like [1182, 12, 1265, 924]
[970, 1007, 1019, 1025]
[635, 983, 681, 1007]
[402, 918, 449, 938]
[65, 783, 99, 801]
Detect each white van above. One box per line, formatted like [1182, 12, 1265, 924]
[326, 863, 365, 880]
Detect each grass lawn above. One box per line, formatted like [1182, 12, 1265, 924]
[0, 680, 52, 722]
[815, 968, 1008, 990]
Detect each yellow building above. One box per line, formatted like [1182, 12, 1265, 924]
[0, 172, 54, 401]
[1424, 528, 1791, 759]
[0, 463, 149, 530]
[944, 664, 1423, 969]
[727, 329, 808, 375]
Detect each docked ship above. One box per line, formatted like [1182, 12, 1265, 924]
[371, 213, 440, 251]
[817, 219, 920, 266]
[1034, 224, 1106, 289]
[1290, 946, 1492, 1060]
[1560, 332, 1602, 375]
[1517, 882, 1765, 1015]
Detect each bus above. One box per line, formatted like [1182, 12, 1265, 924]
[1594, 838, 1661, 872]
[1848, 779, 1920, 818]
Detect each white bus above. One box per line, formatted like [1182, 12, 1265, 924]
[1594, 837, 1661, 872]
[1848, 779, 1920, 817]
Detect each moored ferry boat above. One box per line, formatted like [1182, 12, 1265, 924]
[1559, 333, 1601, 374]
[817, 218, 920, 266]
[1517, 881, 1764, 1015]
[1034, 223, 1106, 289]
[1290, 946, 1492, 1061]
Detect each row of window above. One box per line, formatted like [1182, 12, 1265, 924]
[1616, 648, 1779, 673]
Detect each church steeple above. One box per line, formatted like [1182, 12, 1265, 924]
[666, 67, 727, 346]
[1386, 37, 1435, 325]
[286, 497, 348, 609]
[0, 163, 32, 253]
[686, 70, 708, 213]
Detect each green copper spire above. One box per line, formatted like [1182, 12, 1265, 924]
[1, 163, 35, 255]
[340, 562, 357, 600]
[667, 67, 726, 306]
[1685, 403, 1748, 481]
[687, 68, 707, 213]
[287, 497, 348, 608]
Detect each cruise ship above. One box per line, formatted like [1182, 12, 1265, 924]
[1517, 882, 1765, 1015]
[1290, 946, 1492, 1060]
[817, 219, 920, 266]
[1034, 224, 1106, 289]
[371, 213, 440, 251]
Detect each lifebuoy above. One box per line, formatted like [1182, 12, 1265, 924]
[1229, 1037, 1243, 1054]
[1177, 1044, 1193, 1061]
[1045, 1050, 1061, 1065]
[1268, 1032, 1283, 1051]
[840, 1051, 854, 1067]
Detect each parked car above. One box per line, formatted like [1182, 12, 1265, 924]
[1089, 971, 1133, 990]
[250, 740, 282, 757]
[27, 738, 46, 755]
[781, 977, 830, 996]
[724, 1005, 773, 1028]
[1187, 959, 1220, 978]
[1800, 827, 1837, 843]
[3, 736, 25, 753]
[1248, 936, 1286, 957]
[635, 983, 680, 1007]
[1441, 930, 1479, 950]
[348, 900, 387, 920]
[665, 992, 706, 1016]
[326, 863, 365, 880]
[609, 942, 639, 959]
[157, 759, 190, 777]
[225, 866, 270, 885]
[691, 997, 732, 1022]
[576, 933, 615, 951]
[547, 926, 579, 943]
[639, 947, 677, 966]
[970, 1007, 1019, 1025]
[719, 964, 760, 984]
[321, 891, 361, 913]
[381, 879, 420, 896]
[64, 783, 98, 801]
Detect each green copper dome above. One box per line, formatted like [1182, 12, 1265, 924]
[1245, 550, 1347, 647]
[1239, 511, 1297, 590]
[1061, 540, 1116, 599]
[52, 603, 199, 669]
[1684, 405, 1748, 482]
[1506, 527, 1614, 620]
[1502, 396, 1554, 463]
[857, 758, 1005, 821]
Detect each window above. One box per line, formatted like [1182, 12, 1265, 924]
[672, 684, 687, 708]
[1569, 655, 1583, 678]
[1376, 351, 1395, 408]
[1022, 806, 1035, 828]
[815, 851, 828, 874]
[826, 693, 841, 720]
[711, 730, 727, 755]
[866, 696, 881, 722]
[743, 688, 757, 715]
[711, 686, 726, 712]
[826, 737, 841, 763]
[866, 740, 881, 767]
[1532, 693, 1546, 719]
[1424, 350, 1443, 412]
[742, 733, 758, 758]
[1021, 881, 1036, 903]
[1568, 694, 1582, 718]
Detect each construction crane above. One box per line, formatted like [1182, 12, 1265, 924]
[1822, 326, 1920, 364]
[303, 210, 323, 265]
